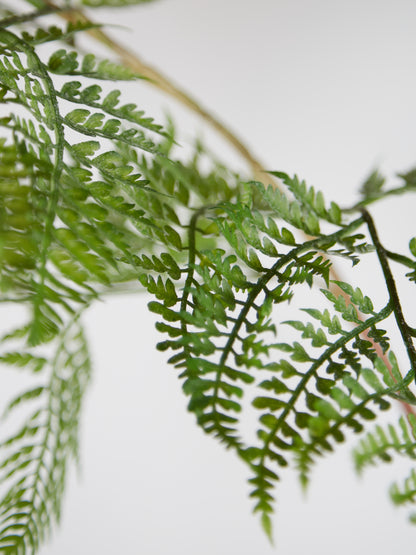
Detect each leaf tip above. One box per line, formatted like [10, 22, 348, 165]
[261, 512, 274, 544]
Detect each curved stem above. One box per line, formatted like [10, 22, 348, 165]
[361, 208, 416, 381]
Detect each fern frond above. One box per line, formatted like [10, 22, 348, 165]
[0, 317, 91, 554]
[251, 300, 400, 512]
[0, 19, 174, 348]
[390, 469, 416, 523]
[48, 48, 141, 80]
[269, 171, 342, 226]
[0, 16, 196, 551]
[353, 164, 416, 210]
[147, 177, 403, 530]
[352, 414, 416, 523]
[20, 21, 102, 44]
[1, 2, 416, 547]
[353, 415, 416, 472]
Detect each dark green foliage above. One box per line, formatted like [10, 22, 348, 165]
[147, 176, 416, 536]
[0, 2, 416, 553]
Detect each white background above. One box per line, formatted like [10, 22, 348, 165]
[4, 0, 416, 553]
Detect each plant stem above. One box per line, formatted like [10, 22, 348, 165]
[361, 208, 416, 382]
[0, 5, 62, 28]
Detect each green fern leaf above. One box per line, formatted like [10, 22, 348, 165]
[0, 319, 91, 553]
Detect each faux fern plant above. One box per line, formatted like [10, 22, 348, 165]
[0, 1, 416, 553]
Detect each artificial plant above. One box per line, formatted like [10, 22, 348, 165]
[0, 1, 416, 553]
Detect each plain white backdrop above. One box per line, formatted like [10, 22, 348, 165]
[3, 0, 416, 553]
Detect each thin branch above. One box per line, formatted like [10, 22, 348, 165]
[0, 5, 63, 28]
[361, 208, 416, 381]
